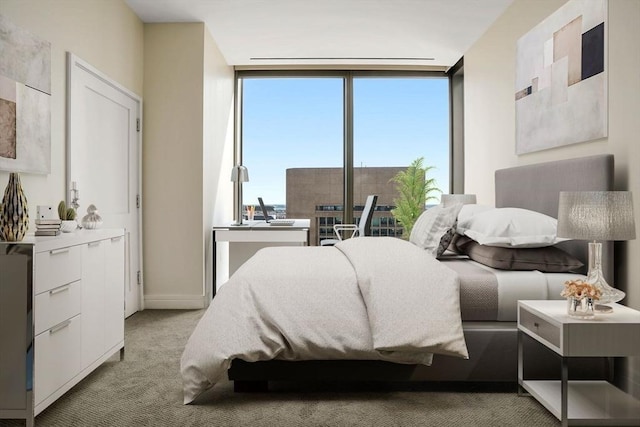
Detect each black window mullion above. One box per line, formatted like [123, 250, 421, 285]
[343, 72, 354, 225]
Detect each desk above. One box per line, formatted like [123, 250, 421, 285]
[212, 220, 310, 296]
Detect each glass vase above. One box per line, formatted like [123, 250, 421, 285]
[586, 241, 625, 305]
[0, 172, 29, 242]
[567, 296, 595, 319]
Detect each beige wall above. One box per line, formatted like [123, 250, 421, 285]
[203, 26, 235, 300]
[465, 0, 640, 394]
[143, 23, 234, 307]
[0, 0, 143, 229]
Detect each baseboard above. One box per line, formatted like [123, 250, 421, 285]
[144, 294, 209, 309]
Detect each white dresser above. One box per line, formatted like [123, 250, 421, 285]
[0, 229, 125, 426]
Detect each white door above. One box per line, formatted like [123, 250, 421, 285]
[67, 53, 143, 317]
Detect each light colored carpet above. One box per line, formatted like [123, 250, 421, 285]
[2, 309, 559, 426]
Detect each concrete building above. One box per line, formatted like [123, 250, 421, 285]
[286, 167, 406, 245]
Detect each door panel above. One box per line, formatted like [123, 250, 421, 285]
[68, 54, 142, 317]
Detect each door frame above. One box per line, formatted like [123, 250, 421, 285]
[66, 52, 144, 313]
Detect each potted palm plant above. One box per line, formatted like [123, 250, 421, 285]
[390, 157, 440, 239]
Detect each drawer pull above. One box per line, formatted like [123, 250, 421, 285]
[111, 236, 123, 242]
[50, 248, 70, 255]
[50, 320, 72, 334]
[88, 241, 102, 247]
[50, 285, 70, 295]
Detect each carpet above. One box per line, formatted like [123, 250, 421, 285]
[1, 309, 558, 426]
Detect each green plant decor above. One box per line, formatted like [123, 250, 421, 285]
[390, 157, 441, 239]
[58, 200, 77, 220]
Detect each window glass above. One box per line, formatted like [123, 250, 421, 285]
[353, 77, 450, 238]
[242, 78, 344, 241]
[239, 73, 450, 244]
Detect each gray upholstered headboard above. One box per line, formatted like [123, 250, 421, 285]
[495, 154, 614, 279]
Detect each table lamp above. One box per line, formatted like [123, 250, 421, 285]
[557, 191, 636, 310]
[230, 165, 249, 226]
[441, 194, 477, 207]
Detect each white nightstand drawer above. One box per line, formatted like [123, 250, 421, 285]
[34, 314, 82, 406]
[35, 246, 82, 294]
[34, 280, 82, 335]
[519, 307, 560, 349]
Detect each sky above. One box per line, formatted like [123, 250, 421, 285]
[242, 76, 450, 206]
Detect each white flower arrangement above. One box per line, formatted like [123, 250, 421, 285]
[560, 279, 601, 300]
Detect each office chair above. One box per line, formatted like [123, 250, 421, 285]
[321, 195, 378, 246]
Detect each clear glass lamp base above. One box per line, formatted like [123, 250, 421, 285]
[587, 241, 625, 313]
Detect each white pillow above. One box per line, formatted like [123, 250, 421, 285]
[455, 204, 495, 233]
[410, 203, 463, 257]
[457, 207, 567, 248]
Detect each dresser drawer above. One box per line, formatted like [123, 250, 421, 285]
[519, 307, 560, 349]
[34, 280, 82, 335]
[35, 246, 82, 294]
[34, 314, 82, 406]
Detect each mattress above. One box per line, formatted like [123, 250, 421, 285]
[442, 258, 584, 321]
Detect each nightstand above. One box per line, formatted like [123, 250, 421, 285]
[517, 300, 640, 427]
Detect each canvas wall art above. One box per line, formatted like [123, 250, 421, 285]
[0, 14, 51, 174]
[515, 0, 607, 155]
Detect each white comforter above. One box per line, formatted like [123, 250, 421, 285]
[180, 237, 468, 403]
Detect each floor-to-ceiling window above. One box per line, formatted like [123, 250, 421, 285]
[353, 75, 449, 238]
[237, 71, 452, 245]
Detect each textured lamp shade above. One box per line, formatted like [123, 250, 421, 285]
[441, 194, 477, 208]
[230, 165, 249, 225]
[557, 191, 636, 241]
[230, 165, 249, 183]
[557, 191, 636, 307]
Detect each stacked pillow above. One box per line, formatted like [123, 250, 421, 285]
[409, 203, 463, 258]
[454, 206, 582, 272]
[456, 206, 568, 248]
[410, 203, 583, 272]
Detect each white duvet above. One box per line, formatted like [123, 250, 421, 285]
[180, 237, 468, 403]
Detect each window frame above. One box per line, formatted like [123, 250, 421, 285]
[234, 69, 462, 225]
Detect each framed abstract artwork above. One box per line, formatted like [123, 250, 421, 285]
[515, 0, 607, 155]
[0, 14, 51, 174]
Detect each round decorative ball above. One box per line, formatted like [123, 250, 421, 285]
[82, 204, 103, 229]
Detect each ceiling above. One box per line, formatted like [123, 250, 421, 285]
[125, 0, 513, 69]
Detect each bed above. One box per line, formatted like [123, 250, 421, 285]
[181, 154, 614, 403]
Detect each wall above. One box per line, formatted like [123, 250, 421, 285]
[203, 26, 235, 299]
[143, 23, 234, 307]
[0, 0, 143, 228]
[465, 0, 640, 395]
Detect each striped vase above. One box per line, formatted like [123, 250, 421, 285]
[0, 173, 29, 241]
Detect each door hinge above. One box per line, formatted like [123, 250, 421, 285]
[136, 118, 141, 132]
[137, 270, 142, 285]
[136, 194, 140, 208]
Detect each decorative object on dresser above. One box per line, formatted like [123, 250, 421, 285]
[0, 172, 29, 241]
[81, 204, 103, 229]
[34, 218, 61, 237]
[57, 199, 77, 232]
[230, 164, 249, 226]
[557, 191, 636, 311]
[0, 229, 126, 427]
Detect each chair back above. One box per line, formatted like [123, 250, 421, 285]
[358, 195, 378, 236]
